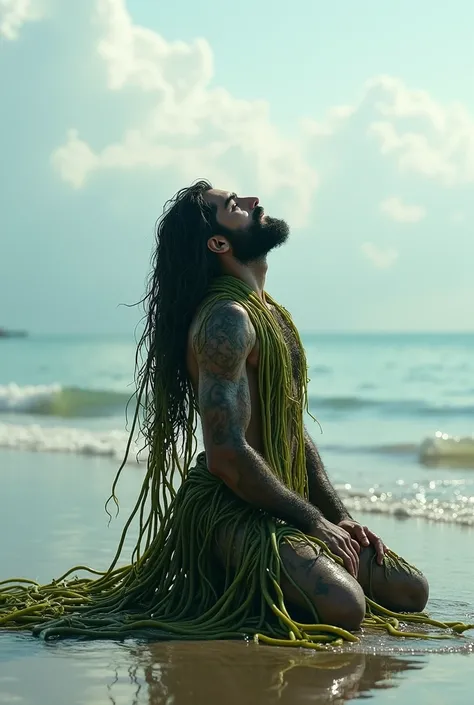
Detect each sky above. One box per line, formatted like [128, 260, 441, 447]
[1, 0, 473, 334]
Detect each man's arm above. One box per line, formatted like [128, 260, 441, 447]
[304, 428, 352, 524]
[305, 429, 387, 563]
[194, 301, 324, 534]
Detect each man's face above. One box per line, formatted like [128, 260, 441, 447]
[204, 189, 289, 264]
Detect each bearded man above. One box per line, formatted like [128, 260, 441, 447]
[142, 181, 428, 635]
[0, 180, 431, 644]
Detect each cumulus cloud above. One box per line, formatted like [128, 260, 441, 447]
[361, 242, 399, 269]
[302, 74, 474, 190]
[51, 0, 318, 226]
[51, 130, 99, 190]
[301, 104, 356, 138]
[0, 0, 42, 39]
[366, 75, 474, 186]
[380, 196, 426, 223]
[42, 3, 474, 233]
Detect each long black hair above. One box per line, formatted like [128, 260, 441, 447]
[131, 180, 219, 460]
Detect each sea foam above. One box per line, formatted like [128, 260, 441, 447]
[0, 384, 62, 412]
[337, 484, 474, 527]
[0, 422, 146, 463]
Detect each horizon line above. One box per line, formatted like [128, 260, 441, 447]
[6, 329, 474, 338]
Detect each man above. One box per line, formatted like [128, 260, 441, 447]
[184, 182, 429, 631]
[0, 180, 430, 642]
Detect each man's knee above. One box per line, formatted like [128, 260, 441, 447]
[279, 541, 367, 633]
[389, 569, 429, 613]
[358, 546, 429, 613]
[314, 573, 366, 632]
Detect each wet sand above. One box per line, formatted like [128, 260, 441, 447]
[1, 450, 473, 704]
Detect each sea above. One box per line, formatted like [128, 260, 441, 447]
[1, 332, 474, 704]
[1, 331, 473, 528]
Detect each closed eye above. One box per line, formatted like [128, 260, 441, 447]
[225, 192, 238, 211]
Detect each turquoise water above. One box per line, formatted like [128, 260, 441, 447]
[1, 332, 473, 525]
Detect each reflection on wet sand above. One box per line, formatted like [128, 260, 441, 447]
[108, 641, 425, 705]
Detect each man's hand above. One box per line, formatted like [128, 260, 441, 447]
[338, 520, 386, 565]
[308, 518, 361, 578]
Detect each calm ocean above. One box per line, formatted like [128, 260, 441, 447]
[1, 332, 473, 526]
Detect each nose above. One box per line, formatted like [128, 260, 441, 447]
[239, 196, 259, 211]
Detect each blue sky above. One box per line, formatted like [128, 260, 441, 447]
[1, 0, 473, 334]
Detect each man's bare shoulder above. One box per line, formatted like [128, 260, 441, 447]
[191, 300, 256, 376]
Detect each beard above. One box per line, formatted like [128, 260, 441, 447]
[218, 207, 289, 264]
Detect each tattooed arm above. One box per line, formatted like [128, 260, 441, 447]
[304, 428, 351, 523]
[194, 300, 323, 533]
[193, 301, 361, 576]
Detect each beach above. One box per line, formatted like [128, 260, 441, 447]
[0, 333, 473, 703]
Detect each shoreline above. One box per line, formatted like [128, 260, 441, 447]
[0, 449, 473, 704]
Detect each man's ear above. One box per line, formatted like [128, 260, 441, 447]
[207, 236, 230, 254]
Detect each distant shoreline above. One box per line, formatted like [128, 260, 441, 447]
[0, 329, 27, 339]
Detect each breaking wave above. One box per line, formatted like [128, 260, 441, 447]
[0, 422, 147, 463]
[308, 394, 474, 417]
[0, 384, 130, 418]
[2, 384, 474, 421]
[325, 433, 474, 467]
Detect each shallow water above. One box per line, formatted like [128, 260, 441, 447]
[0, 635, 467, 705]
[1, 450, 473, 704]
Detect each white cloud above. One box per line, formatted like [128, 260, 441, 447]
[366, 75, 474, 186]
[301, 104, 355, 138]
[51, 0, 318, 226]
[0, 0, 42, 39]
[302, 74, 474, 195]
[361, 242, 399, 269]
[38, 2, 474, 231]
[51, 130, 99, 190]
[380, 196, 426, 223]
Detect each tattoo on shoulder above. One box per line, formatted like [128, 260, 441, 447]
[194, 302, 254, 448]
[195, 302, 255, 378]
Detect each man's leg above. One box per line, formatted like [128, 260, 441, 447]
[216, 526, 366, 632]
[357, 546, 429, 613]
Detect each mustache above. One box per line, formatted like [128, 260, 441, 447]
[253, 205, 265, 222]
